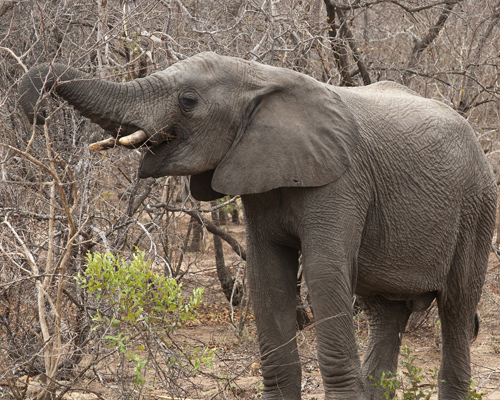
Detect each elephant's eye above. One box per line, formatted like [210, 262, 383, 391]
[179, 93, 198, 111]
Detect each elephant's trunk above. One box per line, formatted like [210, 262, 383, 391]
[19, 63, 155, 149]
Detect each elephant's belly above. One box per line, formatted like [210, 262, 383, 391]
[356, 278, 437, 312]
[354, 242, 451, 299]
[354, 275, 436, 301]
[355, 200, 459, 298]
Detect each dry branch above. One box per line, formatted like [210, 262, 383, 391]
[148, 202, 247, 261]
[403, 0, 460, 84]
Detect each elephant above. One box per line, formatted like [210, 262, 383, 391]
[19, 52, 496, 399]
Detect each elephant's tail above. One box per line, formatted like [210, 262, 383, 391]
[472, 313, 480, 342]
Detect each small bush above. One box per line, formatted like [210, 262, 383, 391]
[77, 250, 214, 389]
[372, 346, 486, 400]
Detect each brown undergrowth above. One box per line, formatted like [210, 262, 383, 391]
[1, 220, 500, 399]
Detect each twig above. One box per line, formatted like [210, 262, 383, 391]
[0, 46, 28, 73]
[403, 1, 460, 84]
[147, 203, 247, 260]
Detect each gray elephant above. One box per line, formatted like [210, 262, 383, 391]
[19, 52, 496, 399]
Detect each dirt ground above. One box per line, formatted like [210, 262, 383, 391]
[173, 219, 500, 399]
[13, 219, 500, 400]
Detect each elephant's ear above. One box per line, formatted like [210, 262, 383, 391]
[190, 170, 225, 201]
[211, 83, 360, 195]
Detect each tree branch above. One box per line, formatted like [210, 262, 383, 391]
[147, 203, 247, 261]
[324, 1, 371, 86]
[403, 1, 461, 84]
[325, 1, 355, 86]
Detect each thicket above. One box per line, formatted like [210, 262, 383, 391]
[1, 0, 499, 399]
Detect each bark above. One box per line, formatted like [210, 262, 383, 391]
[324, 1, 371, 86]
[231, 208, 240, 224]
[115, 176, 155, 250]
[186, 215, 203, 252]
[325, 1, 354, 86]
[219, 209, 228, 225]
[127, 177, 155, 216]
[0, 0, 16, 18]
[148, 202, 247, 259]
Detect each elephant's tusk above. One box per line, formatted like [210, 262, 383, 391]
[88, 137, 118, 152]
[118, 129, 148, 146]
[88, 130, 149, 151]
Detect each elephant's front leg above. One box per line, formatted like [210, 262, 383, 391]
[301, 249, 365, 400]
[247, 239, 301, 399]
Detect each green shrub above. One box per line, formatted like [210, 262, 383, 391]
[77, 250, 214, 387]
[372, 346, 486, 400]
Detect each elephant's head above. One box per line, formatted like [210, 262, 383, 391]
[19, 52, 359, 200]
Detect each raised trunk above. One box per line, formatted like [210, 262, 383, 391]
[19, 63, 151, 138]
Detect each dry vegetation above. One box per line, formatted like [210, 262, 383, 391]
[1, 0, 500, 399]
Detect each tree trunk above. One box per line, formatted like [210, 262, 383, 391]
[219, 209, 227, 225]
[325, 1, 354, 86]
[231, 208, 240, 224]
[186, 215, 203, 252]
[324, 1, 370, 86]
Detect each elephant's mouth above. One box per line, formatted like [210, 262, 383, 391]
[88, 126, 176, 152]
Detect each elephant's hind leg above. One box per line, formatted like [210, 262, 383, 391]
[437, 211, 493, 399]
[437, 189, 495, 399]
[436, 300, 477, 400]
[358, 296, 411, 399]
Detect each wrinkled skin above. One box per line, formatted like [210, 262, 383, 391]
[19, 53, 496, 399]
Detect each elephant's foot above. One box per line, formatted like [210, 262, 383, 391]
[438, 374, 472, 400]
[323, 375, 369, 400]
[261, 395, 299, 400]
[324, 390, 369, 400]
[360, 363, 397, 400]
[260, 389, 300, 400]
[260, 383, 368, 399]
[260, 369, 301, 400]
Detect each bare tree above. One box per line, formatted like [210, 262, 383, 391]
[1, 0, 499, 397]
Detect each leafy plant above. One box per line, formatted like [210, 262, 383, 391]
[372, 346, 486, 400]
[77, 250, 214, 387]
[467, 379, 488, 399]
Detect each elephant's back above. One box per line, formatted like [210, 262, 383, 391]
[338, 84, 491, 187]
[339, 86, 496, 296]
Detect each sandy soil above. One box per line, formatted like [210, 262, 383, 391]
[169, 220, 500, 399]
[14, 219, 499, 400]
